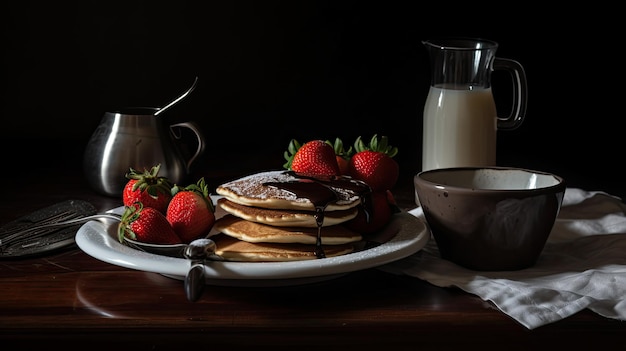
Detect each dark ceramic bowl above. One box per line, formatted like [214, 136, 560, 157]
[414, 166, 566, 271]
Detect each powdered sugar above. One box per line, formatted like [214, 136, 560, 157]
[216, 170, 362, 207]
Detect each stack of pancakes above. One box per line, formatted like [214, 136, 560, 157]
[211, 170, 368, 262]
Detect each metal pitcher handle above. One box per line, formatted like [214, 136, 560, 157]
[170, 121, 206, 171]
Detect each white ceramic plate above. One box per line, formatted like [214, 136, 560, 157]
[75, 198, 430, 287]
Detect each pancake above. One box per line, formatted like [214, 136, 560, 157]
[214, 214, 362, 244]
[215, 170, 368, 211]
[217, 198, 358, 227]
[211, 233, 355, 262]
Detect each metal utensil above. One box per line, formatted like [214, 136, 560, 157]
[123, 237, 221, 302]
[183, 238, 217, 302]
[0, 200, 99, 258]
[2, 213, 122, 240]
[154, 76, 199, 116]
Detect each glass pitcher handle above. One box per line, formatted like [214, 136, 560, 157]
[494, 57, 528, 130]
[170, 122, 206, 170]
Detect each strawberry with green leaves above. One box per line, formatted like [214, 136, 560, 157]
[122, 164, 173, 214]
[283, 139, 340, 176]
[166, 177, 216, 244]
[348, 135, 399, 192]
[118, 202, 181, 245]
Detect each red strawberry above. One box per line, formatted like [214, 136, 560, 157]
[348, 135, 399, 191]
[166, 177, 216, 243]
[283, 139, 340, 176]
[336, 156, 350, 176]
[117, 202, 181, 245]
[326, 137, 353, 175]
[344, 190, 394, 234]
[386, 189, 400, 212]
[122, 164, 173, 214]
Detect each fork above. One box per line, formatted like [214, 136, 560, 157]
[0, 213, 122, 249]
[0, 210, 82, 246]
[0, 210, 77, 236]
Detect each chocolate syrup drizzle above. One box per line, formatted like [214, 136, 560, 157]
[263, 171, 371, 259]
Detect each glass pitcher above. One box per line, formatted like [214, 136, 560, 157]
[421, 38, 528, 171]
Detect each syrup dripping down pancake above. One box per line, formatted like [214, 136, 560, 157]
[211, 233, 355, 262]
[215, 170, 365, 211]
[213, 170, 372, 261]
[217, 198, 357, 227]
[214, 214, 362, 245]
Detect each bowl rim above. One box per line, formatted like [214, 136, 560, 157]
[414, 166, 566, 193]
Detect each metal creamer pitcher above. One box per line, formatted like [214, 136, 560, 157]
[83, 107, 205, 197]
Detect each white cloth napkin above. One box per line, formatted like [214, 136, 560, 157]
[380, 188, 626, 329]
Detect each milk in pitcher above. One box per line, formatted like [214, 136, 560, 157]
[422, 85, 497, 171]
[418, 38, 527, 207]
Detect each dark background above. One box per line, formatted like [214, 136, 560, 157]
[3, 2, 623, 199]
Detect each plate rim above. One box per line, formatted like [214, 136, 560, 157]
[75, 203, 429, 285]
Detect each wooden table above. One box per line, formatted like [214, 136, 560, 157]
[1, 144, 624, 350]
